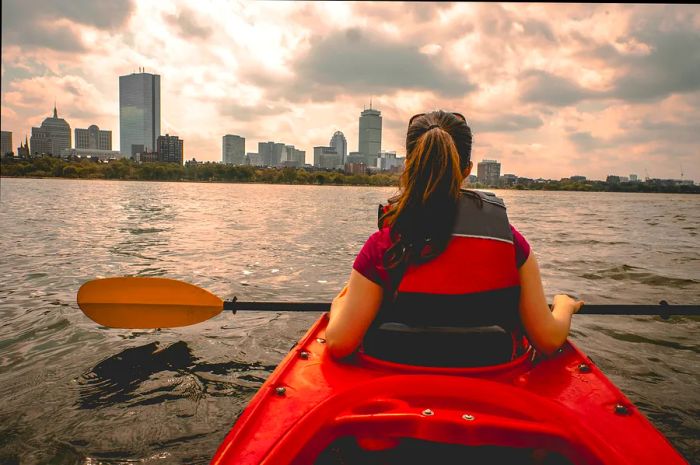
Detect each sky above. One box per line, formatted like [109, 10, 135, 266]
[1, 1, 699, 181]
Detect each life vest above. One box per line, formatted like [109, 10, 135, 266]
[364, 190, 526, 366]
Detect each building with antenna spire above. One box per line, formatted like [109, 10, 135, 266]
[358, 101, 382, 167]
[119, 70, 161, 156]
[29, 104, 71, 156]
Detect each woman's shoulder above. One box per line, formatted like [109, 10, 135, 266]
[366, 227, 393, 249]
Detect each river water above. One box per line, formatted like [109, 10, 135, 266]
[0, 178, 698, 464]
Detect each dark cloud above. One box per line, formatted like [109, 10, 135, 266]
[607, 30, 700, 102]
[520, 70, 597, 106]
[219, 101, 291, 122]
[4, 28, 87, 52]
[616, 119, 700, 146]
[568, 132, 605, 152]
[522, 19, 557, 44]
[474, 114, 544, 133]
[568, 112, 700, 154]
[1, 0, 134, 51]
[273, 28, 476, 102]
[163, 8, 212, 39]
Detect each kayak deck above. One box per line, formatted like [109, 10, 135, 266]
[211, 314, 686, 465]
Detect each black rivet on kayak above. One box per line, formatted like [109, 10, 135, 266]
[300, 351, 310, 360]
[275, 386, 286, 396]
[578, 363, 591, 373]
[556, 348, 564, 354]
[316, 338, 326, 344]
[462, 414, 475, 421]
[422, 409, 434, 416]
[614, 403, 629, 415]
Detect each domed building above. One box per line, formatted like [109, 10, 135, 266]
[329, 131, 347, 164]
[30, 105, 71, 156]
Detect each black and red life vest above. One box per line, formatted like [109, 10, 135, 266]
[364, 190, 525, 366]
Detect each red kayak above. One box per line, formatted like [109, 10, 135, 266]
[211, 313, 687, 465]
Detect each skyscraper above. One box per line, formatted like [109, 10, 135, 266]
[329, 131, 347, 164]
[1, 131, 12, 156]
[284, 145, 305, 167]
[358, 104, 382, 165]
[30, 105, 71, 156]
[314, 146, 340, 169]
[119, 71, 160, 155]
[222, 135, 245, 165]
[477, 159, 501, 186]
[75, 125, 112, 150]
[157, 134, 184, 164]
[258, 141, 286, 166]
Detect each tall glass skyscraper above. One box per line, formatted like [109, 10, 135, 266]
[358, 106, 381, 164]
[119, 72, 160, 155]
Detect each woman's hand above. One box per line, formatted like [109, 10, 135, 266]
[552, 294, 584, 315]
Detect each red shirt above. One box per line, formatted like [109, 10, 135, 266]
[353, 225, 531, 289]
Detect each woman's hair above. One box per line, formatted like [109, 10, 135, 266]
[382, 111, 474, 271]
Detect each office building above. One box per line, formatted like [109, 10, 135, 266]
[329, 131, 347, 164]
[378, 151, 405, 171]
[358, 105, 382, 162]
[344, 162, 367, 175]
[501, 174, 518, 186]
[157, 134, 184, 164]
[346, 152, 365, 165]
[284, 145, 306, 167]
[1, 131, 12, 156]
[30, 105, 71, 156]
[75, 125, 112, 150]
[477, 159, 501, 186]
[222, 135, 246, 165]
[119, 71, 160, 155]
[258, 141, 286, 166]
[314, 146, 340, 168]
[246, 152, 263, 166]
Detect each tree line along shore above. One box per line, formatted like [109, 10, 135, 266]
[1, 155, 698, 193]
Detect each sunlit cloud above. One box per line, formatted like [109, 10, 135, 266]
[1, 1, 698, 181]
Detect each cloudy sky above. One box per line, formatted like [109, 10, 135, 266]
[2, 1, 699, 181]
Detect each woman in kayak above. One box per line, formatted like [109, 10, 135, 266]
[326, 110, 583, 360]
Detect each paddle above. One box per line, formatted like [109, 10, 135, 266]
[77, 277, 700, 329]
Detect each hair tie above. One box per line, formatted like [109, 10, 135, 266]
[427, 124, 440, 130]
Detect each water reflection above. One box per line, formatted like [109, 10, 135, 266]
[77, 341, 276, 410]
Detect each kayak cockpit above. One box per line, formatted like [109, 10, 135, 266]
[211, 314, 687, 465]
[260, 374, 610, 465]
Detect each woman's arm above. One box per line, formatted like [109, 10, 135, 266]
[518, 252, 583, 355]
[326, 269, 384, 359]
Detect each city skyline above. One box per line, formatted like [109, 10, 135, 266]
[1, 2, 699, 181]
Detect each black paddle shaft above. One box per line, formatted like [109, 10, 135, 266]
[223, 298, 699, 318]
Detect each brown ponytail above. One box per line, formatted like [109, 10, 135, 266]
[382, 111, 473, 271]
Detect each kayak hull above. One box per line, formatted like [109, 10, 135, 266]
[211, 313, 687, 465]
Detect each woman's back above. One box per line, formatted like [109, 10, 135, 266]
[325, 111, 583, 361]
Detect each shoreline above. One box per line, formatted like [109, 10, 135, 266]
[2, 175, 698, 194]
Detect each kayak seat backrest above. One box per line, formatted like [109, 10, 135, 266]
[362, 322, 514, 367]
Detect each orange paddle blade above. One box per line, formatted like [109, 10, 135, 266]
[77, 277, 224, 328]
